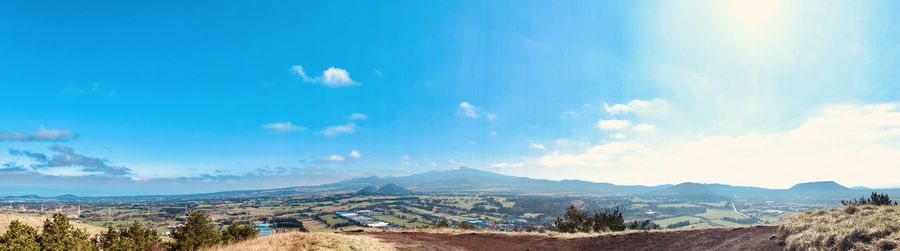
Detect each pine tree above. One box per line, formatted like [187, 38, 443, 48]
[170, 211, 221, 251]
[221, 222, 258, 244]
[95, 221, 162, 251]
[37, 213, 95, 251]
[0, 220, 40, 251]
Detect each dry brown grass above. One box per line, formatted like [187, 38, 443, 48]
[0, 213, 105, 235]
[352, 225, 761, 239]
[206, 232, 394, 251]
[777, 205, 900, 250]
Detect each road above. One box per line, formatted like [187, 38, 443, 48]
[731, 201, 750, 219]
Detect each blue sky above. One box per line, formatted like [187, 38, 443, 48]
[2, 0, 900, 196]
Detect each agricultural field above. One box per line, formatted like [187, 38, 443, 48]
[695, 209, 748, 220]
[653, 216, 702, 228]
[0, 192, 818, 235]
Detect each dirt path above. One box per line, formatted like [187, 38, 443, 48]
[355, 226, 782, 251]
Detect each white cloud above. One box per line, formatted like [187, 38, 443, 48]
[459, 102, 478, 118]
[320, 67, 355, 86]
[349, 150, 362, 159]
[486, 112, 497, 122]
[318, 123, 356, 137]
[603, 99, 668, 116]
[537, 142, 643, 168]
[491, 162, 525, 168]
[611, 133, 627, 139]
[348, 113, 368, 120]
[633, 124, 656, 133]
[0, 126, 77, 142]
[458, 101, 497, 122]
[291, 65, 359, 87]
[290, 65, 314, 82]
[528, 143, 546, 151]
[535, 103, 900, 188]
[261, 122, 305, 133]
[597, 119, 632, 130]
[324, 155, 345, 162]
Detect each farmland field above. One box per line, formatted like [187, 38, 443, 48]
[696, 209, 747, 220]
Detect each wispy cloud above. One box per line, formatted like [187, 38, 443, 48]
[262, 122, 306, 133]
[459, 102, 478, 118]
[528, 143, 546, 151]
[603, 99, 668, 116]
[491, 162, 525, 168]
[348, 113, 368, 120]
[633, 124, 656, 133]
[458, 101, 496, 122]
[318, 123, 356, 137]
[291, 65, 359, 87]
[596, 119, 632, 130]
[323, 155, 345, 162]
[0, 126, 78, 142]
[60, 83, 117, 98]
[350, 150, 362, 159]
[8, 145, 130, 177]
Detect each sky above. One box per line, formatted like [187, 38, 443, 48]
[2, 0, 900, 196]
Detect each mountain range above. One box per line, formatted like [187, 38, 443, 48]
[3, 167, 898, 203]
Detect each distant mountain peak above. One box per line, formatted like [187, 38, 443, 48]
[356, 183, 412, 195]
[790, 181, 848, 191]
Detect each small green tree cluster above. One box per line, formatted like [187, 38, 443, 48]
[0, 220, 40, 251]
[169, 211, 222, 251]
[94, 221, 162, 251]
[434, 219, 451, 228]
[38, 213, 96, 251]
[221, 223, 258, 244]
[456, 221, 476, 230]
[664, 220, 690, 229]
[842, 192, 895, 206]
[553, 205, 632, 233]
[0, 213, 94, 251]
[626, 220, 659, 230]
[1, 211, 261, 251]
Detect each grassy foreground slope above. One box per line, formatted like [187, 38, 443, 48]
[0, 213, 104, 235]
[777, 205, 900, 250]
[206, 232, 393, 251]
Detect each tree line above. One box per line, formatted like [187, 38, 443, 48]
[0, 211, 258, 251]
[552, 205, 658, 233]
[841, 192, 897, 206]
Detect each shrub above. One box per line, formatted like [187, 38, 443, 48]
[37, 213, 95, 251]
[554, 205, 628, 233]
[842, 192, 894, 206]
[0, 220, 40, 251]
[628, 220, 660, 230]
[593, 207, 625, 232]
[95, 221, 162, 251]
[434, 219, 451, 228]
[456, 221, 476, 230]
[169, 211, 221, 251]
[221, 222, 258, 244]
[664, 220, 690, 229]
[553, 205, 590, 233]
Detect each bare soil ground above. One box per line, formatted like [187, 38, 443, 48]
[354, 226, 781, 251]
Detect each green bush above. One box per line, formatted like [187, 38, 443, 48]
[554, 205, 629, 233]
[221, 222, 257, 244]
[38, 213, 96, 251]
[169, 211, 221, 251]
[0, 220, 40, 251]
[553, 205, 591, 233]
[95, 221, 163, 251]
